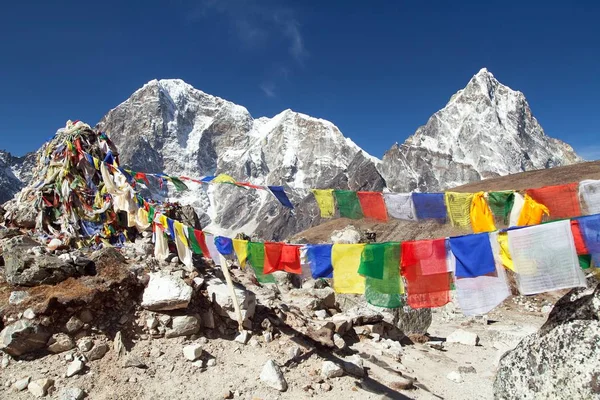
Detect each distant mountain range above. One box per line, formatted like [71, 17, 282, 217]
[1, 69, 582, 239]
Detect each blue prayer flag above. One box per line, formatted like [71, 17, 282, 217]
[306, 244, 333, 279]
[412, 193, 447, 220]
[449, 233, 496, 278]
[215, 236, 234, 255]
[268, 186, 294, 209]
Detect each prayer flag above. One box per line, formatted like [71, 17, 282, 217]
[412, 193, 447, 220]
[445, 192, 474, 229]
[232, 239, 248, 268]
[204, 233, 220, 262]
[527, 183, 581, 220]
[401, 239, 449, 275]
[364, 242, 403, 308]
[579, 180, 600, 215]
[579, 214, 600, 265]
[305, 244, 333, 279]
[247, 242, 276, 283]
[357, 192, 388, 221]
[332, 244, 366, 294]
[333, 190, 364, 219]
[487, 191, 514, 223]
[358, 243, 387, 279]
[470, 192, 496, 233]
[268, 186, 294, 209]
[571, 220, 590, 255]
[312, 189, 336, 218]
[449, 233, 496, 278]
[517, 194, 550, 226]
[215, 236, 234, 255]
[188, 227, 203, 255]
[383, 193, 417, 221]
[192, 229, 211, 257]
[212, 174, 236, 184]
[170, 177, 189, 192]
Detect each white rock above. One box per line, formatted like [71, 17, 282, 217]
[13, 377, 30, 391]
[165, 315, 200, 338]
[182, 344, 203, 361]
[66, 359, 85, 377]
[447, 371, 463, 383]
[541, 305, 553, 313]
[234, 331, 251, 345]
[321, 361, 344, 378]
[288, 346, 302, 359]
[23, 308, 36, 320]
[1, 355, 9, 368]
[343, 355, 365, 377]
[87, 342, 109, 361]
[59, 387, 85, 400]
[314, 310, 328, 319]
[47, 333, 75, 354]
[141, 272, 192, 311]
[65, 353, 74, 361]
[206, 277, 256, 329]
[446, 329, 479, 346]
[28, 378, 54, 398]
[206, 358, 217, 367]
[77, 337, 94, 352]
[146, 317, 159, 330]
[193, 277, 205, 288]
[263, 332, 273, 343]
[9, 291, 29, 305]
[333, 334, 346, 349]
[114, 331, 126, 358]
[47, 238, 62, 251]
[260, 360, 288, 392]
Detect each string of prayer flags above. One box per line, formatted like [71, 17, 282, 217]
[332, 244, 366, 294]
[333, 190, 364, 219]
[412, 193, 447, 221]
[383, 193, 417, 221]
[507, 220, 586, 295]
[169, 177, 189, 192]
[454, 232, 510, 316]
[215, 236, 234, 255]
[579, 180, 600, 215]
[517, 195, 550, 226]
[212, 174, 237, 184]
[246, 242, 276, 284]
[312, 189, 336, 218]
[570, 220, 589, 255]
[305, 244, 334, 279]
[579, 215, 600, 265]
[527, 183, 581, 220]
[268, 186, 294, 209]
[470, 192, 496, 233]
[445, 192, 474, 229]
[487, 191, 514, 223]
[449, 233, 496, 278]
[357, 192, 388, 221]
[232, 239, 248, 268]
[364, 242, 404, 308]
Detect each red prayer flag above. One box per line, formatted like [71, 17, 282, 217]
[401, 239, 447, 275]
[571, 220, 589, 255]
[526, 183, 581, 220]
[280, 244, 302, 274]
[193, 229, 211, 258]
[357, 192, 388, 221]
[264, 242, 284, 274]
[134, 172, 150, 186]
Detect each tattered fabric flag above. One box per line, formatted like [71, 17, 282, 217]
[215, 236, 233, 255]
[449, 233, 496, 278]
[192, 229, 211, 257]
[154, 225, 169, 261]
[201, 176, 216, 183]
[332, 244, 366, 294]
[579, 214, 600, 265]
[268, 186, 294, 209]
[364, 243, 404, 309]
[147, 206, 155, 224]
[383, 193, 417, 221]
[333, 190, 364, 219]
[246, 242, 276, 284]
[232, 239, 248, 268]
[401, 239, 449, 276]
[357, 192, 388, 221]
[118, 168, 134, 185]
[579, 180, 600, 215]
[169, 177, 189, 192]
[527, 183, 581, 220]
[174, 221, 193, 268]
[470, 192, 496, 233]
[358, 243, 388, 279]
[187, 227, 203, 255]
[445, 192, 474, 229]
[305, 244, 333, 279]
[166, 218, 176, 239]
[454, 232, 511, 316]
[508, 192, 526, 227]
[312, 189, 336, 218]
[401, 262, 451, 309]
[134, 172, 150, 186]
[264, 242, 283, 274]
[571, 220, 590, 255]
[204, 233, 220, 263]
[103, 150, 115, 166]
[579, 255, 592, 270]
[517, 194, 550, 226]
[487, 191, 514, 223]
[412, 193, 447, 221]
[212, 174, 237, 184]
[496, 232, 514, 271]
[508, 220, 586, 295]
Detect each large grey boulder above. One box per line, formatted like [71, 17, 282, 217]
[141, 272, 192, 311]
[206, 277, 256, 329]
[3, 236, 83, 286]
[494, 284, 600, 399]
[394, 306, 432, 335]
[0, 320, 50, 356]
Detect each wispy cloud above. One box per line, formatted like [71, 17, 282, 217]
[189, 0, 307, 97]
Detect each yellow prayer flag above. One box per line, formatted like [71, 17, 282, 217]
[332, 243, 366, 294]
[212, 174, 237, 184]
[174, 221, 188, 247]
[158, 214, 169, 231]
[445, 192, 474, 229]
[312, 189, 336, 218]
[233, 239, 249, 269]
[497, 232, 514, 271]
[517, 195, 550, 226]
[470, 192, 496, 233]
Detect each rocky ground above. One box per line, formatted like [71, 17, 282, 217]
[0, 226, 595, 400]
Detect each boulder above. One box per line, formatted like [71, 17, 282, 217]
[495, 285, 600, 399]
[260, 360, 287, 392]
[182, 344, 203, 361]
[87, 342, 109, 361]
[3, 236, 84, 286]
[66, 359, 85, 377]
[330, 226, 362, 244]
[65, 316, 84, 334]
[321, 361, 344, 378]
[394, 306, 432, 335]
[141, 272, 192, 311]
[47, 333, 75, 354]
[206, 278, 256, 329]
[165, 316, 200, 338]
[27, 378, 54, 398]
[288, 287, 336, 310]
[8, 290, 29, 305]
[13, 376, 31, 391]
[0, 320, 50, 356]
[58, 387, 85, 400]
[342, 354, 365, 377]
[446, 329, 479, 346]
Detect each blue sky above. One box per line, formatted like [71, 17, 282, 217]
[1, 0, 599, 159]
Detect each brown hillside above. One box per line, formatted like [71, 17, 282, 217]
[292, 161, 600, 243]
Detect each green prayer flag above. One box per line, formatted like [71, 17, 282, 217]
[147, 206, 155, 224]
[364, 243, 403, 308]
[333, 190, 364, 219]
[188, 226, 203, 255]
[579, 254, 592, 270]
[247, 242, 276, 284]
[170, 177, 189, 192]
[488, 191, 514, 223]
[358, 243, 386, 279]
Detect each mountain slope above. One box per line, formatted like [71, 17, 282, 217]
[0, 151, 36, 204]
[380, 68, 581, 192]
